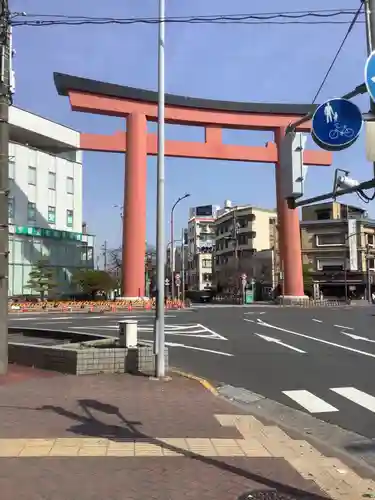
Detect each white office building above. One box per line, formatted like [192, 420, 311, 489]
[186, 205, 218, 290]
[8, 106, 95, 297]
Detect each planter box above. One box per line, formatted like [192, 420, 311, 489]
[8, 339, 169, 376]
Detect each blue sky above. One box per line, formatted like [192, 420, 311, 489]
[10, 0, 370, 252]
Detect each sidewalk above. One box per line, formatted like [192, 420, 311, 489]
[0, 366, 374, 499]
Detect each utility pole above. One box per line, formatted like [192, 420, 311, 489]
[365, 0, 375, 178]
[0, 0, 10, 375]
[102, 240, 108, 271]
[232, 209, 239, 289]
[155, 0, 166, 378]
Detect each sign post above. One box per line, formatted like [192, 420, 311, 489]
[241, 273, 247, 305]
[311, 98, 363, 151]
[175, 273, 181, 299]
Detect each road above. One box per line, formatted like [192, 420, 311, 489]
[9, 304, 375, 439]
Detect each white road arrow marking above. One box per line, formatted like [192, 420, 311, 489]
[254, 333, 306, 353]
[165, 342, 233, 356]
[341, 331, 375, 343]
[256, 318, 375, 359]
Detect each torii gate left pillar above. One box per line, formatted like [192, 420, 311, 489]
[53, 72, 332, 299]
[122, 113, 148, 297]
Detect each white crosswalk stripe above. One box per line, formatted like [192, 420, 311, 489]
[282, 390, 338, 414]
[282, 387, 375, 415]
[331, 387, 375, 413]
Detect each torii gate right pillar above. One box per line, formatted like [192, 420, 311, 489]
[275, 127, 305, 298]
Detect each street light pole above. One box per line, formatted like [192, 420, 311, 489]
[155, 0, 166, 378]
[113, 204, 123, 220]
[181, 228, 186, 303]
[170, 193, 190, 299]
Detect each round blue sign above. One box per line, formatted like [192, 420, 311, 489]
[311, 98, 363, 151]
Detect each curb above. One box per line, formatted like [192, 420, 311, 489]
[169, 368, 219, 396]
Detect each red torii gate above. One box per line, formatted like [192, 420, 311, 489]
[54, 73, 332, 299]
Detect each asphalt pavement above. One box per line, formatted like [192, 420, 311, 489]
[9, 304, 375, 440]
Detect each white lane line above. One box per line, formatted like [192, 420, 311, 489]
[165, 342, 233, 356]
[256, 319, 375, 359]
[10, 316, 74, 321]
[331, 387, 375, 413]
[254, 333, 306, 353]
[312, 319, 322, 323]
[196, 323, 227, 340]
[282, 390, 338, 414]
[244, 318, 256, 324]
[341, 331, 375, 344]
[31, 321, 72, 325]
[334, 324, 354, 330]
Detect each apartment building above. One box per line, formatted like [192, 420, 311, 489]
[8, 106, 94, 297]
[186, 205, 218, 291]
[213, 201, 277, 291]
[300, 201, 375, 298]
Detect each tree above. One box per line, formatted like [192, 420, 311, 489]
[108, 244, 157, 288]
[72, 269, 116, 299]
[25, 259, 57, 300]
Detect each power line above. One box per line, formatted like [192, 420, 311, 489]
[10, 9, 365, 27]
[311, 1, 364, 104]
[13, 20, 365, 27]
[12, 8, 361, 20]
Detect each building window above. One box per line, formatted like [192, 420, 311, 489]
[27, 202, 36, 222]
[316, 233, 345, 246]
[238, 234, 248, 246]
[66, 176, 74, 194]
[317, 258, 345, 271]
[202, 258, 211, 268]
[48, 206, 56, 224]
[8, 196, 14, 220]
[8, 158, 15, 179]
[367, 234, 375, 247]
[368, 258, 375, 270]
[66, 209, 73, 227]
[316, 209, 331, 220]
[48, 172, 56, 190]
[28, 166, 36, 185]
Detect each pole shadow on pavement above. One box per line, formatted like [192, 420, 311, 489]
[32, 399, 328, 500]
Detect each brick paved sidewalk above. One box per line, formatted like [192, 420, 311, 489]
[0, 365, 374, 499]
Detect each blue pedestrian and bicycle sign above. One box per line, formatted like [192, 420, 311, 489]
[311, 97, 363, 151]
[365, 50, 375, 103]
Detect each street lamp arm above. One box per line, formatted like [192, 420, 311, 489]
[171, 193, 190, 213]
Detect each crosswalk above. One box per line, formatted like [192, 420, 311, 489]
[282, 386, 375, 415]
